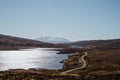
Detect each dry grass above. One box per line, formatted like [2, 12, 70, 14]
[88, 49, 120, 66]
[66, 49, 120, 76]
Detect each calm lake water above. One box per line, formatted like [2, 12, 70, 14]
[0, 48, 68, 71]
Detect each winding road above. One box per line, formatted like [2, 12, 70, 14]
[61, 52, 88, 74]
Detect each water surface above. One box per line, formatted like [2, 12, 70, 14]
[0, 48, 68, 71]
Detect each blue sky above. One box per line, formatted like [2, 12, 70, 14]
[0, 0, 120, 41]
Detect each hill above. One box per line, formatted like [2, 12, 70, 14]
[65, 39, 120, 49]
[0, 34, 56, 50]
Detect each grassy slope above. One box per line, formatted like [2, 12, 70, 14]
[0, 34, 59, 50]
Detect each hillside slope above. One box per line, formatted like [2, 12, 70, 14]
[0, 34, 56, 50]
[66, 39, 120, 49]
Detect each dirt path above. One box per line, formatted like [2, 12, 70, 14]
[61, 52, 88, 74]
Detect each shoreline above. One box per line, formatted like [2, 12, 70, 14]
[0, 48, 120, 80]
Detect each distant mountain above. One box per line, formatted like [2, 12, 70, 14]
[36, 36, 71, 44]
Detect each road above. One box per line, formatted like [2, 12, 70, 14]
[61, 52, 88, 74]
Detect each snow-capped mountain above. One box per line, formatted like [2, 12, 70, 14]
[36, 36, 71, 44]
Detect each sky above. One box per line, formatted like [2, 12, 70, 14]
[0, 0, 120, 41]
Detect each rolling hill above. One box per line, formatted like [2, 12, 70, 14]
[0, 34, 56, 50]
[65, 39, 120, 49]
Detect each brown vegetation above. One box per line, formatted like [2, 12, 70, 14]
[0, 34, 64, 50]
[65, 39, 120, 49]
[88, 49, 120, 66]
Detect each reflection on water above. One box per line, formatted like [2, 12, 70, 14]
[0, 48, 68, 71]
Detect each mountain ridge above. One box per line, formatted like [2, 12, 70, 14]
[36, 36, 71, 44]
